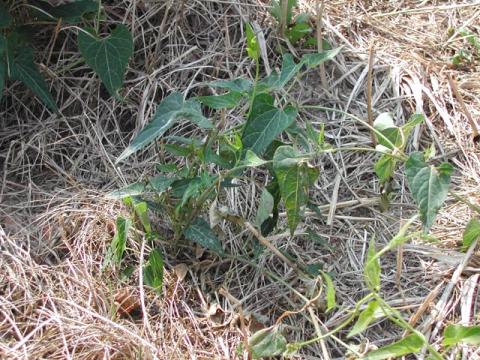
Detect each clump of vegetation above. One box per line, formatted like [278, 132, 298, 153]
[108, 22, 480, 359]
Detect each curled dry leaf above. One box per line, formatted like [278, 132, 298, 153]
[173, 263, 188, 281]
[206, 303, 225, 324]
[114, 288, 141, 317]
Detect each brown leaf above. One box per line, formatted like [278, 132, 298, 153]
[114, 288, 141, 317]
[173, 263, 188, 281]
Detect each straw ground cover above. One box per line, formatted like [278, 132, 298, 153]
[1, 0, 479, 359]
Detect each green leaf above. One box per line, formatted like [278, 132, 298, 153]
[197, 91, 242, 109]
[374, 113, 423, 152]
[134, 201, 151, 234]
[273, 146, 318, 234]
[364, 238, 380, 292]
[322, 271, 336, 312]
[259, 53, 303, 91]
[149, 175, 176, 193]
[116, 92, 211, 163]
[375, 154, 396, 184]
[294, 13, 311, 24]
[301, 47, 342, 67]
[29, 0, 98, 24]
[405, 152, 454, 231]
[78, 25, 133, 98]
[246, 23, 259, 61]
[9, 46, 57, 111]
[461, 218, 480, 252]
[249, 326, 287, 359]
[156, 163, 178, 173]
[260, 177, 281, 236]
[164, 143, 193, 157]
[107, 182, 145, 199]
[242, 150, 268, 168]
[143, 249, 164, 293]
[208, 78, 252, 93]
[270, 0, 297, 24]
[183, 218, 224, 256]
[443, 324, 480, 346]
[348, 301, 380, 337]
[402, 113, 424, 135]
[106, 217, 130, 265]
[0, 1, 11, 28]
[286, 22, 312, 44]
[256, 189, 274, 227]
[364, 334, 425, 360]
[242, 103, 298, 155]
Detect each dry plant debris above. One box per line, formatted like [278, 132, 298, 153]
[1, 0, 479, 359]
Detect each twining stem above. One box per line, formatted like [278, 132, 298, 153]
[246, 57, 261, 120]
[301, 104, 404, 157]
[450, 191, 480, 214]
[374, 295, 443, 360]
[367, 43, 376, 146]
[289, 293, 375, 348]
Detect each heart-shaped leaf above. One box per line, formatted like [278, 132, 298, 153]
[117, 92, 211, 163]
[197, 91, 242, 109]
[259, 53, 303, 91]
[78, 25, 133, 98]
[443, 324, 480, 346]
[364, 334, 425, 360]
[249, 326, 287, 359]
[348, 301, 380, 337]
[286, 22, 312, 44]
[29, 0, 98, 24]
[9, 46, 57, 111]
[405, 152, 453, 231]
[270, 0, 297, 24]
[302, 47, 341, 67]
[273, 146, 318, 234]
[242, 96, 297, 155]
[183, 218, 224, 256]
[208, 78, 252, 93]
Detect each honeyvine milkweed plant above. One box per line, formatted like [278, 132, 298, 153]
[109, 22, 480, 359]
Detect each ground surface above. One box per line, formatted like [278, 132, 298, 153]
[1, 1, 479, 359]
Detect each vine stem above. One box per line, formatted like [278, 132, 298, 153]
[300, 104, 406, 159]
[374, 295, 443, 360]
[289, 293, 375, 348]
[449, 191, 480, 214]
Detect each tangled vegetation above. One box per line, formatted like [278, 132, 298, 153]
[1, 0, 479, 359]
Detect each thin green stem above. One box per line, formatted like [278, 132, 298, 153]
[95, 0, 102, 34]
[246, 58, 261, 120]
[301, 104, 404, 156]
[450, 191, 480, 214]
[289, 293, 375, 348]
[374, 295, 443, 360]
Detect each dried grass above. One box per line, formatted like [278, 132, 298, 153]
[1, 0, 479, 359]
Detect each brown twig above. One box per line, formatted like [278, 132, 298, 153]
[316, 0, 328, 90]
[367, 43, 376, 145]
[448, 75, 480, 142]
